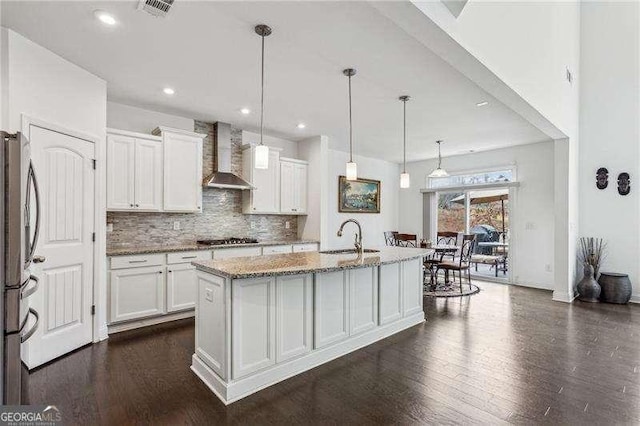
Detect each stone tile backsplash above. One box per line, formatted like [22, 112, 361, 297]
[106, 121, 298, 246]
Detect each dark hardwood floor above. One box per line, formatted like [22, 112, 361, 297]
[26, 282, 640, 425]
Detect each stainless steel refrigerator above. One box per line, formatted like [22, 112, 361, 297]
[1, 131, 42, 405]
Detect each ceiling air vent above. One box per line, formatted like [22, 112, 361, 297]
[137, 0, 174, 18]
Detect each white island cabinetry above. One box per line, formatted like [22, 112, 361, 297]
[191, 248, 429, 405]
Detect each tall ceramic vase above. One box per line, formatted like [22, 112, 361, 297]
[577, 264, 601, 303]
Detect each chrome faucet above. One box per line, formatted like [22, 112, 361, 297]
[337, 219, 363, 254]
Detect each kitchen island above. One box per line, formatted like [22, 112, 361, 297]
[191, 246, 432, 404]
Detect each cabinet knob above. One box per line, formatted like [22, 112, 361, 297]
[135, 204, 139, 207]
[168, 270, 172, 273]
[130, 204, 134, 207]
[158, 271, 163, 274]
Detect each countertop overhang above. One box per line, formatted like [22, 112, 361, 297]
[106, 240, 319, 256]
[192, 247, 433, 279]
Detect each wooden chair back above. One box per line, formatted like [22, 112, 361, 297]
[384, 231, 398, 246]
[395, 233, 418, 247]
[437, 231, 458, 246]
[459, 236, 476, 265]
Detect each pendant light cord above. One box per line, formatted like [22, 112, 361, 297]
[437, 140, 442, 168]
[403, 99, 407, 173]
[259, 33, 265, 146]
[348, 74, 353, 163]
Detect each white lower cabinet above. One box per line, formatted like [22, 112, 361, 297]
[379, 262, 402, 325]
[402, 258, 423, 317]
[167, 263, 198, 312]
[196, 272, 227, 380]
[349, 267, 378, 335]
[232, 277, 276, 379]
[275, 274, 313, 362]
[314, 271, 349, 349]
[109, 266, 165, 323]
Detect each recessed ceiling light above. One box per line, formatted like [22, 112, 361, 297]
[297, 123, 306, 129]
[476, 101, 489, 107]
[94, 10, 117, 26]
[163, 87, 175, 95]
[240, 108, 251, 115]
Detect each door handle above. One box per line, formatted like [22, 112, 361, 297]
[33, 255, 46, 264]
[21, 275, 39, 299]
[21, 308, 40, 343]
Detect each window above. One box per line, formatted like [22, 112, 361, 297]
[428, 169, 514, 189]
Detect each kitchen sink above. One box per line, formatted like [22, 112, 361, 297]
[319, 249, 380, 255]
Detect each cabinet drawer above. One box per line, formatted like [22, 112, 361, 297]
[262, 245, 293, 255]
[214, 247, 262, 260]
[167, 250, 212, 264]
[292, 243, 318, 253]
[110, 253, 165, 270]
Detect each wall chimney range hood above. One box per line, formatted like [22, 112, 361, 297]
[203, 122, 255, 190]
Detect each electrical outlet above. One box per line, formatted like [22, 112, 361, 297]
[545, 264, 553, 273]
[525, 222, 536, 230]
[106, 223, 113, 232]
[205, 289, 213, 302]
[173, 221, 180, 231]
[285, 221, 290, 229]
[250, 221, 256, 229]
[566, 67, 573, 85]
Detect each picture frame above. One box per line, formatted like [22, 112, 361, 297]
[338, 176, 381, 213]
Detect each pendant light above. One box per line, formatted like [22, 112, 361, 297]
[399, 95, 411, 188]
[428, 140, 449, 178]
[343, 68, 358, 180]
[254, 24, 272, 170]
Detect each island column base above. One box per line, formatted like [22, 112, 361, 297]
[191, 311, 425, 405]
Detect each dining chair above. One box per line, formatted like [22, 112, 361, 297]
[436, 231, 458, 261]
[395, 233, 418, 247]
[436, 237, 476, 293]
[384, 231, 399, 246]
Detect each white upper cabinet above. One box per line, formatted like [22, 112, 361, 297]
[107, 130, 162, 211]
[156, 127, 205, 213]
[280, 158, 308, 214]
[242, 146, 281, 214]
[134, 138, 163, 211]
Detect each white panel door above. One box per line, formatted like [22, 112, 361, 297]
[163, 132, 202, 212]
[280, 160, 295, 213]
[232, 277, 276, 379]
[349, 267, 378, 335]
[402, 259, 423, 317]
[106, 134, 135, 210]
[314, 271, 349, 348]
[275, 274, 312, 363]
[24, 125, 95, 369]
[109, 266, 165, 323]
[379, 263, 402, 325]
[294, 163, 308, 213]
[167, 263, 197, 312]
[134, 138, 162, 211]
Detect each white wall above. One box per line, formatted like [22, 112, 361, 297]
[2, 28, 109, 338]
[579, 2, 640, 301]
[297, 135, 329, 245]
[325, 150, 401, 250]
[399, 141, 555, 289]
[412, 0, 580, 139]
[107, 101, 194, 134]
[242, 130, 299, 159]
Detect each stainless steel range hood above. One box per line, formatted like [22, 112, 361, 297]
[203, 122, 254, 190]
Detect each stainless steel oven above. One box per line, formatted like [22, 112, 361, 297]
[2, 131, 43, 404]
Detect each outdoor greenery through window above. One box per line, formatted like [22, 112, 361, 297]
[429, 169, 513, 189]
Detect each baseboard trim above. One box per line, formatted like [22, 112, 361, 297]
[98, 325, 109, 342]
[630, 295, 640, 304]
[192, 313, 426, 405]
[552, 290, 577, 303]
[107, 310, 195, 334]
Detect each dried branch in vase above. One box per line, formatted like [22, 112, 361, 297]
[578, 237, 606, 277]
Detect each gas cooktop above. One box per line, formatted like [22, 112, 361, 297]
[197, 237, 259, 246]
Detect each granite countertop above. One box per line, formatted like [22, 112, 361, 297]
[106, 240, 319, 256]
[192, 247, 433, 279]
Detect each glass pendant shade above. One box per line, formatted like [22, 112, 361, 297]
[400, 172, 411, 188]
[428, 167, 448, 178]
[254, 145, 269, 169]
[346, 161, 358, 181]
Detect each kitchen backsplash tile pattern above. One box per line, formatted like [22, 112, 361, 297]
[107, 121, 298, 245]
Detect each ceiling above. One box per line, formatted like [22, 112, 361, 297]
[1, 1, 549, 162]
